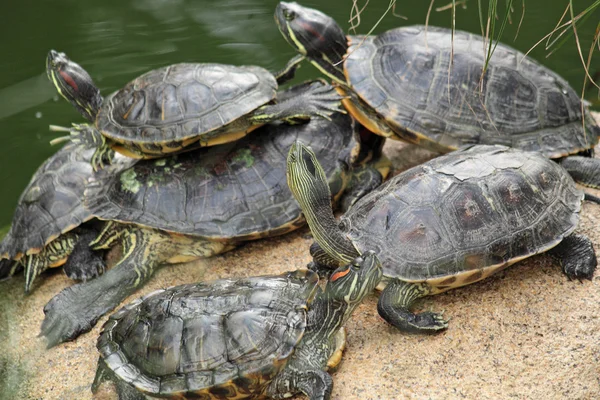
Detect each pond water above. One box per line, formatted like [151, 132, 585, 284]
[0, 0, 598, 227]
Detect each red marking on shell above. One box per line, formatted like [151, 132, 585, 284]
[331, 268, 350, 282]
[59, 70, 79, 92]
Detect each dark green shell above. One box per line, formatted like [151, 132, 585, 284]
[341, 145, 583, 282]
[96, 269, 318, 397]
[0, 143, 95, 260]
[96, 63, 277, 145]
[85, 110, 358, 239]
[345, 26, 599, 157]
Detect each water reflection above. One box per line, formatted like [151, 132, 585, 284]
[0, 74, 55, 120]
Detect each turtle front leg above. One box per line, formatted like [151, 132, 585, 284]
[251, 80, 344, 123]
[559, 156, 600, 190]
[273, 54, 305, 85]
[377, 279, 448, 333]
[548, 233, 597, 281]
[40, 225, 167, 347]
[62, 228, 106, 282]
[268, 369, 333, 400]
[92, 358, 145, 400]
[50, 124, 115, 171]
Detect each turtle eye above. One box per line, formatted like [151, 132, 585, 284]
[283, 9, 296, 21]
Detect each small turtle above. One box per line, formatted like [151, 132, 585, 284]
[46, 49, 342, 170]
[92, 252, 381, 400]
[0, 135, 133, 292]
[41, 82, 390, 347]
[287, 142, 597, 333]
[275, 2, 600, 189]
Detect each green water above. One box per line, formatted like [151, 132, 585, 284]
[0, 0, 598, 226]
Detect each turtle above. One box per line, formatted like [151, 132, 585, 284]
[40, 81, 391, 348]
[286, 142, 597, 333]
[0, 132, 134, 293]
[275, 2, 600, 190]
[46, 49, 343, 170]
[91, 251, 381, 400]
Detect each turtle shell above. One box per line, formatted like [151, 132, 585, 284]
[96, 269, 318, 398]
[96, 63, 277, 147]
[85, 108, 358, 240]
[0, 143, 136, 261]
[341, 145, 583, 288]
[344, 26, 599, 158]
[0, 143, 95, 260]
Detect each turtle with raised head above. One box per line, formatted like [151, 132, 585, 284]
[46, 49, 342, 170]
[275, 2, 600, 189]
[40, 81, 390, 347]
[287, 142, 596, 333]
[0, 133, 134, 292]
[92, 251, 381, 400]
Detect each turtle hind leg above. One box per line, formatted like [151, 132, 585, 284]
[92, 358, 144, 400]
[548, 233, 597, 281]
[377, 279, 448, 333]
[62, 229, 106, 282]
[559, 155, 600, 190]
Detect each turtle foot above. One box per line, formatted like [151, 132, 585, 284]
[62, 230, 106, 282]
[378, 306, 449, 334]
[40, 284, 104, 347]
[41, 274, 129, 347]
[63, 257, 105, 282]
[550, 234, 597, 281]
[294, 80, 345, 121]
[407, 311, 449, 332]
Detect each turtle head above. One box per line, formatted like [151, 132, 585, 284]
[326, 251, 382, 306]
[287, 141, 360, 266]
[275, 2, 347, 84]
[46, 50, 103, 123]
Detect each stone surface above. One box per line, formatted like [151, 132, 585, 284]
[1, 113, 600, 400]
